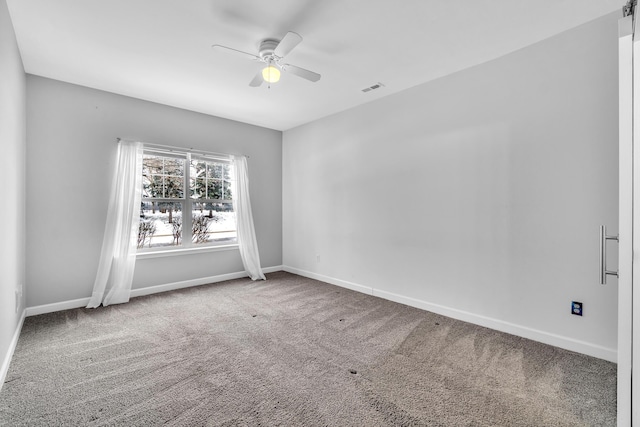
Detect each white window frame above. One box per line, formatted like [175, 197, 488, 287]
[137, 147, 238, 257]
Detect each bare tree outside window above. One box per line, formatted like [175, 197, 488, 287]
[137, 220, 156, 248]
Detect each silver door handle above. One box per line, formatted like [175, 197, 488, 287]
[600, 225, 619, 284]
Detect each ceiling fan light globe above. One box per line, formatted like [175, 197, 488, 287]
[262, 65, 280, 83]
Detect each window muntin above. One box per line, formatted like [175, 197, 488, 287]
[138, 150, 236, 251]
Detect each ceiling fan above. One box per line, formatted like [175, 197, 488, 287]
[212, 31, 321, 87]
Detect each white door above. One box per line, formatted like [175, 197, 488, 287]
[618, 10, 636, 427]
[633, 8, 640, 423]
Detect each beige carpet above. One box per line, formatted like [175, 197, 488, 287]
[0, 271, 616, 426]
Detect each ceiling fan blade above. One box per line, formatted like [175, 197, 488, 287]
[249, 71, 264, 87]
[274, 31, 302, 58]
[282, 64, 321, 82]
[212, 44, 260, 61]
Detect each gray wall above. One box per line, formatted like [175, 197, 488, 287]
[26, 76, 282, 307]
[283, 12, 619, 359]
[0, 0, 26, 375]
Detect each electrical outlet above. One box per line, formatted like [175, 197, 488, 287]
[316, 255, 320, 263]
[571, 301, 583, 316]
[15, 290, 21, 313]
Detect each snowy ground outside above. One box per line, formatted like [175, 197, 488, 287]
[139, 208, 236, 248]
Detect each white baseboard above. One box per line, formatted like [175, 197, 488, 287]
[0, 309, 25, 392]
[26, 265, 284, 317]
[282, 266, 374, 295]
[373, 288, 616, 363]
[282, 266, 617, 363]
[25, 297, 91, 317]
[262, 265, 284, 274]
[130, 265, 282, 297]
[130, 271, 249, 298]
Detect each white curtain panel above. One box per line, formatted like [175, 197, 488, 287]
[232, 155, 266, 281]
[87, 141, 143, 308]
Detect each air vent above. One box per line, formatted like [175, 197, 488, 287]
[361, 82, 385, 93]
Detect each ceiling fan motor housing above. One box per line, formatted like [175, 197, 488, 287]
[259, 39, 280, 61]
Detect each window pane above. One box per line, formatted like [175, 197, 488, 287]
[143, 156, 163, 175]
[164, 176, 184, 198]
[164, 158, 184, 176]
[189, 178, 194, 198]
[192, 201, 205, 214]
[191, 160, 206, 179]
[142, 175, 152, 198]
[143, 175, 163, 198]
[143, 154, 185, 199]
[223, 180, 233, 200]
[191, 178, 204, 199]
[139, 201, 183, 248]
[209, 163, 223, 179]
[189, 160, 234, 201]
[223, 164, 232, 180]
[192, 202, 236, 244]
[208, 180, 222, 199]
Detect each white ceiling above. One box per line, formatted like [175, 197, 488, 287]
[6, 0, 622, 131]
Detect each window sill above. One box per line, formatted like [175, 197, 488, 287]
[136, 243, 239, 259]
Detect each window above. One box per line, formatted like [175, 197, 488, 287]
[138, 149, 236, 251]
